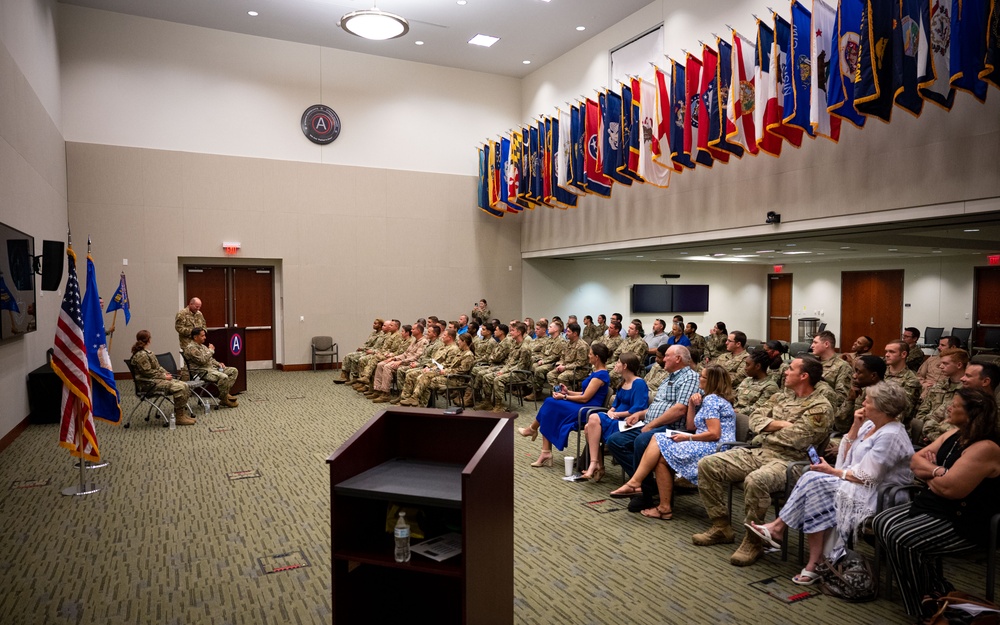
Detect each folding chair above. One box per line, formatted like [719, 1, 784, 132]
[181, 352, 220, 413]
[505, 369, 540, 411]
[157, 352, 211, 415]
[123, 359, 171, 428]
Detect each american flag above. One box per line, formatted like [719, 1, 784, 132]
[52, 245, 99, 462]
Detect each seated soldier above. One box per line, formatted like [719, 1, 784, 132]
[833, 355, 886, 434]
[391, 325, 445, 405]
[368, 323, 428, 403]
[693, 356, 833, 567]
[734, 350, 780, 415]
[597, 320, 623, 355]
[902, 327, 925, 371]
[477, 322, 533, 411]
[809, 330, 853, 415]
[643, 344, 671, 401]
[183, 327, 240, 408]
[915, 347, 968, 444]
[610, 321, 648, 388]
[130, 330, 195, 425]
[685, 322, 707, 363]
[525, 320, 565, 400]
[917, 335, 961, 397]
[354, 320, 408, 393]
[713, 330, 749, 387]
[546, 321, 590, 389]
[839, 335, 873, 367]
[883, 340, 922, 425]
[581, 315, 602, 345]
[962, 361, 1000, 403]
[336, 317, 384, 383]
[400, 330, 468, 407]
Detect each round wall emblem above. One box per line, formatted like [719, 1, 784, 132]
[301, 104, 341, 145]
[230, 333, 243, 356]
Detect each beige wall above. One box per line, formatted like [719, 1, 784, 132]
[0, 0, 67, 439]
[66, 143, 522, 371]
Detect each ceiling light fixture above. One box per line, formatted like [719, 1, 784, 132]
[457, 0, 467, 4]
[247, 11, 259, 17]
[414, 40, 424, 45]
[340, 3, 409, 40]
[576, 26, 586, 31]
[964, 228, 980, 232]
[522, 60, 531, 64]
[468, 33, 500, 47]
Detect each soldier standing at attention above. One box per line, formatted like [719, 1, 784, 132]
[175, 297, 206, 351]
[184, 328, 240, 408]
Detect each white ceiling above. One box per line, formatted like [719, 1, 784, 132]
[59, 0, 656, 78]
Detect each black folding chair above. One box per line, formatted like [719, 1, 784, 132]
[123, 359, 171, 428]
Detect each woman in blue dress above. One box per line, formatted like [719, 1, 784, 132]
[609, 364, 736, 520]
[518, 343, 610, 467]
[579, 352, 649, 482]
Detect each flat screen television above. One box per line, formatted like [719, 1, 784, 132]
[631, 284, 710, 313]
[0, 221, 37, 340]
[631, 284, 672, 313]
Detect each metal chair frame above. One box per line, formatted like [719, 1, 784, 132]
[123, 359, 171, 429]
[311, 336, 339, 371]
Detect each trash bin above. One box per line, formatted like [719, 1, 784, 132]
[798, 317, 820, 343]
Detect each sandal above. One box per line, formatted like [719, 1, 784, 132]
[608, 483, 642, 499]
[640, 507, 673, 521]
[792, 569, 821, 586]
[744, 522, 782, 550]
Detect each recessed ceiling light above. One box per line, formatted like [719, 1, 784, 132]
[712, 253, 726, 257]
[468, 33, 500, 47]
[732, 247, 742, 251]
[783, 251, 812, 255]
[414, 40, 424, 45]
[888, 248, 898, 251]
[522, 60, 531, 64]
[932, 250, 942, 253]
[786, 243, 796, 247]
[964, 228, 980, 232]
[680, 252, 688, 255]
[840, 246, 852, 250]
[457, 0, 467, 4]
[247, 10, 259, 16]
[576, 26, 586, 31]
[635, 255, 644, 258]
[756, 249, 775, 253]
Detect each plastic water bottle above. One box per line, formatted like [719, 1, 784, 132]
[393, 511, 410, 563]
[169, 413, 176, 430]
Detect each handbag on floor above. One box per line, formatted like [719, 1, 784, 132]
[815, 549, 878, 603]
[922, 591, 1000, 624]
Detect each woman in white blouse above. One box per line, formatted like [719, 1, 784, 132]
[746, 381, 915, 585]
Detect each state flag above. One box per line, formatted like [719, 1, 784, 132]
[894, 0, 930, 116]
[920, 0, 958, 109]
[499, 137, 522, 213]
[602, 90, 634, 185]
[620, 82, 642, 179]
[699, 45, 730, 163]
[712, 38, 746, 158]
[637, 76, 672, 188]
[828, 0, 869, 125]
[549, 116, 578, 208]
[785, 2, 816, 137]
[541, 118, 554, 204]
[668, 61, 696, 170]
[727, 31, 759, 155]
[477, 145, 503, 217]
[811, 0, 843, 140]
[756, 21, 785, 156]
[686, 53, 715, 167]
[569, 104, 588, 193]
[556, 109, 584, 198]
[510, 130, 530, 209]
[982, 0, 999, 89]
[950, 0, 990, 102]
[584, 98, 613, 197]
[855, 0, 897, 122]
[772, 14, 806, 145]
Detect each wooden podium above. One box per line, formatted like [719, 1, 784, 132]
[327, 407, 514, 625]
[205, 327, 246, 394]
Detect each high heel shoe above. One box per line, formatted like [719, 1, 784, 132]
[530, 453, 553, 468]
[518, 425, 539, 442]
[581, 462, 604, 482]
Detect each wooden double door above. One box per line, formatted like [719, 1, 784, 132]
[840, 270, 904, 357]
[184, 266, 275, 367]
[974, 266, 1000, 348]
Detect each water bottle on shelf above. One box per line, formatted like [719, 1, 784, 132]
[169, 412, 176, 430]
[393, 511, 410, 563]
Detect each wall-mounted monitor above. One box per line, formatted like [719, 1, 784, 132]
[631, 284, 710, 313]
[0, 221, 37, 340]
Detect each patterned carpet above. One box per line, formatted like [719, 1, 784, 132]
[0, 370, 987, 624]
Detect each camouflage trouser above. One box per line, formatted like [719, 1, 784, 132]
[532, 363, 556, 388]
[697, 447, 792, 525]
[547, 367, 585, 388]
[490, 371, 523, 406]
[343, 351, 364, 377]
[473, 366, 501, 396]
[413, 370, 444, 405]
[199, 367, 239, 397]
[141, 379, 191, 414]
[399, 367, 432, 400]
[358, 353, 388, 382]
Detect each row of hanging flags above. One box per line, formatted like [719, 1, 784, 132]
[52, 242, 130, 462]
[477, 0, 1000, 217]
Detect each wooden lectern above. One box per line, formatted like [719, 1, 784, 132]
[327, 407, 514, 625]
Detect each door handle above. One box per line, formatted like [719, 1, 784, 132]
[769, 316, 791, 320]
[244, 326, 271, 331]
[870, 317, 874, 325]
[978, 322, 1000, 328]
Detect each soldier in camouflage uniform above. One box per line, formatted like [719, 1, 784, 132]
[183, 328, 240, 408]
[175, 298, 207, 352]
[391, 326, 444, 404]
[475, 322, 533, 410]
[369, 324, 429, 403]
[528, 321, 550, 360]
[526, 320, 565, 398]
[643, 344, 670, 401]
[595, 321, 623, 356]
[685, 322, 707, 363]
[713, 331, 749, 388]
[694, 357, 833, 567]
[734, 351, 780, 415]
[471, 299, 491, 325]
[704, 322, 728, 362]
[338, 318, 385, 383]
[353, 320, 407, 391]
[902, 327, 925, 371]
[472, 322, 496, 363]
[916, 348, 968, 444]
[546, 322, 591, 388]
[883, 340, 923, 425]
[470, 323, 514, 399]
[130, 330, 195, 425]
[581, 315, 603, 345]
[833, 355, 885, 433]
[418, 333, 477, 407]
[610, 322, 648, 388]
[809, 331, 853, 416]
[400, 330, 463, 406]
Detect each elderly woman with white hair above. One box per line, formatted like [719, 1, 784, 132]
[746, 381, 915, 585]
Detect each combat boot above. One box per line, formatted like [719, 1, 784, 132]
[175, 410, 197, 426]
[729, 533, 764, 567]
[389, 396, 402, 405]
[692, 518, 735, 546]
[462, 388, 475, 406]
[221, 394, 239, 408]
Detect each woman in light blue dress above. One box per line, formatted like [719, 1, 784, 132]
[610, 364, 736, 520]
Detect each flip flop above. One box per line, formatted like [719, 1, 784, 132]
[792, 569, 821, 586]
[744, 522, 782, 550]
[640, 507, 673, 521]
[608, 484, 642, 499]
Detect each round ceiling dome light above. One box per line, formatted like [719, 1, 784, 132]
[340, 5, 409, 40]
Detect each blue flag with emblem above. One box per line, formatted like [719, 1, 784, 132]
[893, 0, 930, 117]
[602, 90, 633, 185]
[950, 0, 990, 102]
[105, 272, 130, 325]
[982, 0, 999, 88]
[786, 2, 816, 136]
[669, 60, 696, 170]
[82, 254, 122, 424]
[569, 104, 588, 193]
[828, 0, 868, 126]
[855, 0, 896, 122]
